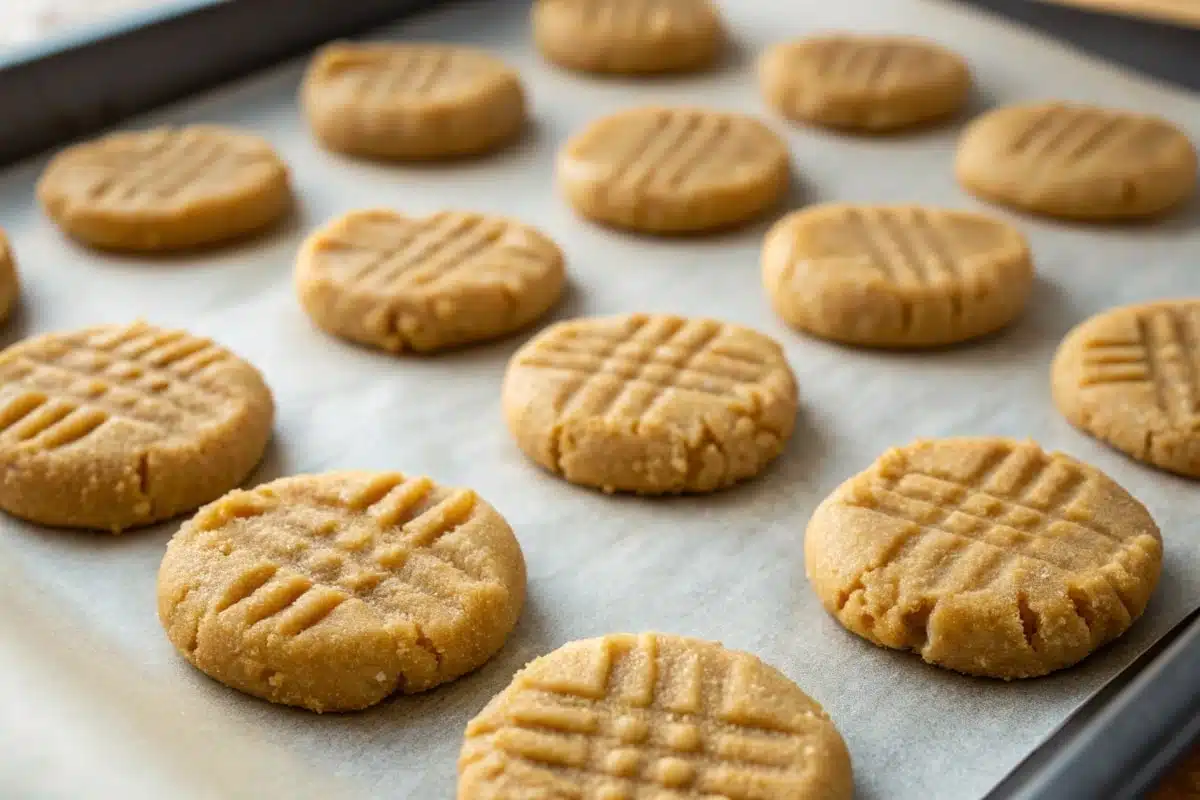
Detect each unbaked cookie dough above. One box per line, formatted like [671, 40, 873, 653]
[956, 102, 1197, 220]
[532, 0, 724, 75]
[158, 471, 526, 712]
[296, 209, 565, 353]
[302, 42, 526, 160]
[558, 106, 791, 233]
[1052, 299, 1200, 478]
[760, 34, 970, 132]
[0, 229, 19, 324]
[37, 125, 291, 251]
[459, 632, 854, 799]
[806, 437, 1162, 679]
[502, 313, 797, 494]
[0, 321, 273, 532]
[762, 203, 1033, 347]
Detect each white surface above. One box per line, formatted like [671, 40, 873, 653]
[0, 0, 187, 47]
[1, 1, 1199, 798]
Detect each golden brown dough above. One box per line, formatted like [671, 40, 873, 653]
[458, 632, 854, 799]
[1052, 299, 1200, 478]
[0, 321, 273, 532]
[956, 102, 1197, 220]
[558, 106, 791, 234]
[38, 126, 291, 251]
[302, 42, 526, 160]
[158, 471, 526, 712]
[502, 313, 797, 494]
[806, 437, 1161, 679]
[296, 209, 565, 353]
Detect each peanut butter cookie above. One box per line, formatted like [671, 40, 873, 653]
[760, 34, 970, 132]
[1052, 299, 1200, 478]
[296, 209, 565, 353]
[158, 471, 526, 712]
[558, 107, 791, 233]
[303, 42, 526, 160]
[38, 126, 291, 251]
[502, 313, 797, 494]
[459, 632, 853, 799]
[806, 437, 1162, 679]
[956, 102, 1197, 220]
[0, 321, 273, 532]
[0, 230, 19, 324]
[532, 0, 724, 75]
[762, 203, 1033, 347]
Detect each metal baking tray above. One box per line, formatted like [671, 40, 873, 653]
[0, 1, 1198, 798]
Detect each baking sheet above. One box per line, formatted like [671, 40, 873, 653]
[1, 0, 1199, 798]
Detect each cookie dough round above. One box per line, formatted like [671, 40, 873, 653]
[502, 313, 797, 494]
[0, 230, 19, 324]
[0, 321, 274, 532]
[956, 102, 1197, 220]
[762, 203, 1033, 347]
[158, 471, 526, 712]
[458, 632, 854, 800]
[558, 107, 790, 234]
[296, 209, 565, 353]
[1052, 299, 1200, 478]
[760, 34, 970, 132]
[302, 42, 526, 160]
[37, 126, 291, 251]
[532, 0, 724, 75]
[806, 437, 1162, 679]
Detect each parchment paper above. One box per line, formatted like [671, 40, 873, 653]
[1, 1, 1199, 798]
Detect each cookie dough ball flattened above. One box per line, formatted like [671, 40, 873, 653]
[763, 204, 1033, 347]
[0, 230, 19, 324]
[532, 0, 724, 75]
[1053, 300, 1200, 478]
[37, 126, 291, 252]
[0, 322, 273, 532]
[503, 313, 797, 494]
[302, 42, 526, 160]
[158, 471, 526, 712]
[458, 632, 854, 800]
[558, 107, 791, 234]
[297, 209, 565, 353]
[760, 34, 970, 132]
[806, 438, 1162, 679]
[956, 102, 1198, 220]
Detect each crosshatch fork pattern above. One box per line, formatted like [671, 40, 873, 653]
[516, 316, 775, 423]
[1079, 304, 1200, 429]
[470, 634, 821, 796]
[0, 323, 235, 451]
[844, 445, 1129, 581]
[84, 131, 267, 206]
[195, 474, 493, 632]
[315, 212, 550, 296]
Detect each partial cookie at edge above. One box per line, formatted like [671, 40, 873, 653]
[0, 321, 273, 532]
[458, 632, 854, 800]
[1052, 299, 1200, 478]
